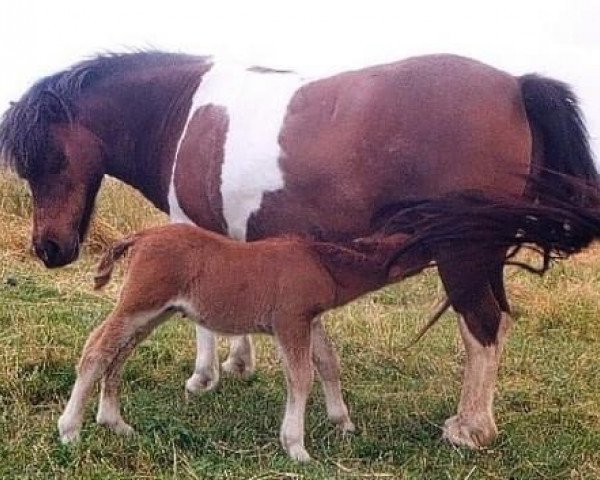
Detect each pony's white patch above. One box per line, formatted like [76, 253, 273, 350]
[167, 107, 196, 225]
[171, 59, 306, 239]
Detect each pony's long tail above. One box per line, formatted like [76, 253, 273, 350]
[94, 236, 139, 290]
[519, 74, 598, 200]
[384, 189, 600, 274]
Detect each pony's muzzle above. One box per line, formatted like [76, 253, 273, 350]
[33, 236, 80, 268]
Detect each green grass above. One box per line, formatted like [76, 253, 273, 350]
[1, 172, 600, 478]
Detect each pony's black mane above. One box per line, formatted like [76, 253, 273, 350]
[0, 50, 205, 179]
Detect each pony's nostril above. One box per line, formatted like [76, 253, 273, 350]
[34, 237, 79, 267]
[34, 243, 48, 263]
[43, 239, 61, 264]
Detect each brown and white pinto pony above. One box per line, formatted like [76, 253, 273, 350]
[58, 191, 600, 461]
[1, 51, 596, 449]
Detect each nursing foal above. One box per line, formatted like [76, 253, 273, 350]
[58, 223, 430, 461]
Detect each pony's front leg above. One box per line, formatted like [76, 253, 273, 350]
[276, 322, 313, 462]
[185, 325, 220, 394]
[443, 312, 512, 449]
[222, 335, 255, 378]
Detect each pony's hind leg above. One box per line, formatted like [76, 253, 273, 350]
[437, 255, 511, 449]
[276, 321, 314, 462]
[311, 319, 355, 433]
[443, 312, 512, 449]
[58, 307, 167, 443]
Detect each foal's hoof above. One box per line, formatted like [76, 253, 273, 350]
[111, 421, 135, 436]
[442, 414, 498, 449]
[185, 368, 220, 396]
[287, 444, 312, 463]
[221, 357, 255, 380]
[96, 414, 135, 436]
[58, 415, 81, 444]
[329, 412, 356, 434]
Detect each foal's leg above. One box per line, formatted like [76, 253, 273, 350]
[96, 310, 172, 433]
[311, 319, 355, 433]
[276, 321, 314, 462]
[58, 308, 166, 443]
[437, 257, 511, 449]
[57, 321, 108, 443]
[96, 369, 133, 435]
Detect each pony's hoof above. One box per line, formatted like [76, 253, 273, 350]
[442, 414, 497, 449]
[337, 418, 356, 434]
[287, 444, 312, 463]
[58, 415, 81, 444]
[185, 368, 220, 396]
[221, 357, 255, 380]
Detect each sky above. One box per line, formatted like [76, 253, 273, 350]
[1, 0, 599, 155]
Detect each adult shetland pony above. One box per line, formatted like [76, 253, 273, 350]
[0, 51, 595, 448]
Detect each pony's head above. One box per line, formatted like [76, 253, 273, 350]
[0, 77, 105, 267]
[29, 125, 104, 267]
[1, 51, 206, 267]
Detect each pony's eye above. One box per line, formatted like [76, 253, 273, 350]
[47, 154, 67, 174]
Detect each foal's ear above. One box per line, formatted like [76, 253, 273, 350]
[388, 263, 407, 281]
[387, 244, 433, 281]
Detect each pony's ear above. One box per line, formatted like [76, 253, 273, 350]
[39, 90, 74, 124]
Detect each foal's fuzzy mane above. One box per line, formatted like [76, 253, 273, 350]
[0, 50, 206, 178]
[309, 240, 388, 275]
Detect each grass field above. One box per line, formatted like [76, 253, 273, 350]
[1, 171, 600, 479]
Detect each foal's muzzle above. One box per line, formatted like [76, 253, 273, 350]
[34, 237, 80, 268]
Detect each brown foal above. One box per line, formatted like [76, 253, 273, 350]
[57, 224, 429, 461]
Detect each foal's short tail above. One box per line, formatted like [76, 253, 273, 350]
[94, 236, 138, 290]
